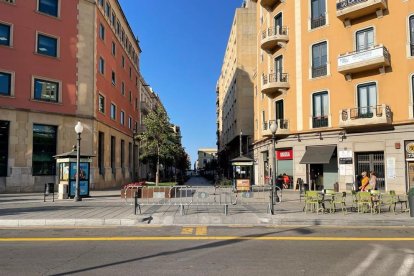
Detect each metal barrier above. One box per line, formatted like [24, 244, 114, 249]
[133, 185, 280, 216]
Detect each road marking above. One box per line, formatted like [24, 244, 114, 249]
[2, 236, 414, 242]
[195, 226, 207, 236]
[181, 227, 194, 235]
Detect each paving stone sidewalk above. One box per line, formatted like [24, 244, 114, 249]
[0, 189, 413, 227]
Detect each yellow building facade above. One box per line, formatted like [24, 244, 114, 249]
[252, 0, 414, 193]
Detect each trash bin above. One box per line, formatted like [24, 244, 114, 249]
[408, 187, 414, 218]
[334, 182, 339, 192]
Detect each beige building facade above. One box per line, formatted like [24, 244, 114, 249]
[216, 0, 257, 177]
[197, 148, 218, 171]
[251, 0, 414, 193]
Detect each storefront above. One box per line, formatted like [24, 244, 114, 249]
[299, 145, 338, 190]
[405, 140, 414, 192]
[276, 148, 293, 180]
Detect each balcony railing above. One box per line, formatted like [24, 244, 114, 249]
[261, 26, 289, 52]
[262, 73, 290, 96]
[337, 45, 390, 75]
[312, 116, 329, 128]
[339, 104, 392, 128]
[262, 119, 290, 136]
[311, 15, 326, 29]
[312, 65, 327, 78]
[336, 0, 387, 21]
[140, 101, 151, 112]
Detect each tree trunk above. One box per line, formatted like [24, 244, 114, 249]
[156, 144, 160, 186]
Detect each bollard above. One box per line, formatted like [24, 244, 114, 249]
[180, 204, 185, 216]
[224, 204, 228, 216]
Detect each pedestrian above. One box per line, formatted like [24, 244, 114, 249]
[282, 173, 290, 189]
[358, 171, 371, 191]
[369, 171, 377, 190]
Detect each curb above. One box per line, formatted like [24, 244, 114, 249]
[1, 217, 414, 228]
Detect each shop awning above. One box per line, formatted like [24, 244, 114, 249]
[299, 145, 336, 164]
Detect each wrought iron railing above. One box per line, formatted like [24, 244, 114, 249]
[312, 116, 329, 128]
[336, 0, 369, 11]
[311, 16, 326, 29]
[263, 119, 289, 132]
[341, 105, 391, 121]
[262, 73, 289, 85]
[262, 26, 288, 40]
[312, 65, 327, 78]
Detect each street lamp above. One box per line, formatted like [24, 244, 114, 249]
[74, 121, 84, 202]
[269, 120, 278, 215]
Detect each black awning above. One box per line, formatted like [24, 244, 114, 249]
[300, 145, 336, 164]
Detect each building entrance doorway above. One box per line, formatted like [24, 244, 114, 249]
[355, 152, 385, 190]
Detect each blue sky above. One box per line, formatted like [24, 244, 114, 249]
[119, 0, 244, 166]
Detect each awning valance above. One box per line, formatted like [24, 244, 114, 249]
[299, 145, 336, 164]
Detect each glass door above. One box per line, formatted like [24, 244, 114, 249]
[408, 162, 414, 191]
[275, 55, 283, 82]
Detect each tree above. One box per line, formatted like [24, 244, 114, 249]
[138, 106, 180, 185]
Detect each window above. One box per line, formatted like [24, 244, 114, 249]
[129, 91, 132, 102]
[111, 41, 116, 56]
[121, 81, 125, 95]
[357, 83, 377, 118]
[356, 27, 374, 52]
[110, 103, 116, 119]
[111, 11, 115, 27]
[98, 0, 104, 7]
[99, 57, 105, 74]
[34, 78, 59, 102]
[111, 71, 116, 85]
[410, 16, 414, 56]
[312, 42, 327, 78]
[38, 0, 59, 17]
[0, 23, 11, 46]
[98, 132, 104, 175]
[105, 2, 110, 17]
[122, 56, 125, 68]
[32, 124, 57, 176]
[98, 94, 105, 113]
[120, 139, 125, 170]
[37, 34, 57, 57]
[110, 136, 115, 174]
[129, 67, 132, 79]
[116, 20, 120, 35]
[0, 121, 9, 176]
[99, 24, 105, 40]
[0, 72, 11, 96]
[311, 0, 326, 29]
[128, 117, 132, 129]
[274, 55, 283, 81]
[412, 76, 414, 116]
[120, 111, 125, 125]
[312, 91, 329, 128]
[275, 100, 284, 121]
[128, 142, 132, 171]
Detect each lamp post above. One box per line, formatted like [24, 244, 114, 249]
[269, 120, 278, 215]
[74, 121, 83, 202]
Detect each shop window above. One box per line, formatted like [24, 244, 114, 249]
[32, 124, 57, 176]
[110, 136, 115, 174]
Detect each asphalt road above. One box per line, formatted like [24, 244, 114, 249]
[0, 226, 413, 276]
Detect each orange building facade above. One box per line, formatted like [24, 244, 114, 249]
[0, 0, 143, 192]
[252, 0, 414, 193]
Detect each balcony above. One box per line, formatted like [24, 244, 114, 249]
[136, 124, 146, 134]
[262, 119, 290, 137]
[261, 73, 290, 96]
[336, 0, 387, 24]
[337, 45, 390, 77]
[260, 0, 284, 11]
[312, 116, 329, 129]
[261, 26, 289, 53]
[339, 104, 392, 128]
[140, 101, 151, 113]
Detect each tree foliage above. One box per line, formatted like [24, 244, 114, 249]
[138, 106, 189, 184]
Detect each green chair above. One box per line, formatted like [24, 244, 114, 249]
[304, 191, 323, 214]
[390, 190, 408, 212]
[357, 192, 373, 214]
[380, 193, 396, 214]
[330, 192, 347, 214]
[351, 190, 359, 212]
[370, 190, 381, 214]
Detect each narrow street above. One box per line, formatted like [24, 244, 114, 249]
[184, 176, 214, 187]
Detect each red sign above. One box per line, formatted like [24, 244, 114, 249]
[277, 149, 293, 160]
